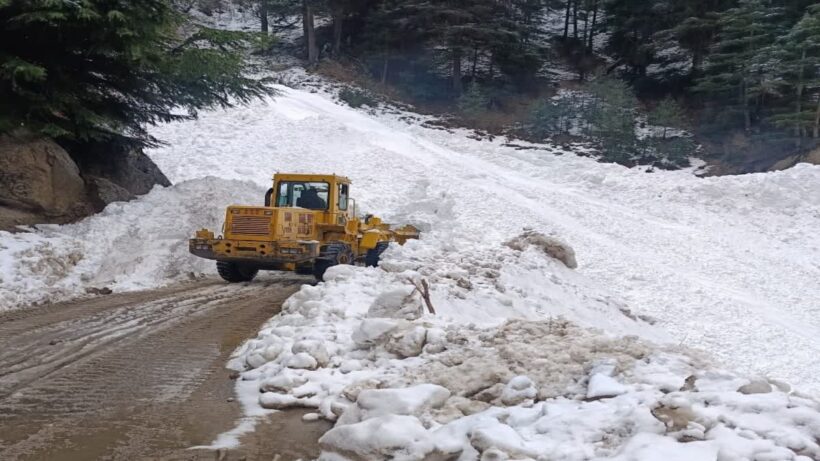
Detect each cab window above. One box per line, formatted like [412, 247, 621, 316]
[338, 184, 349, 210]
[276, 181, 329, 210]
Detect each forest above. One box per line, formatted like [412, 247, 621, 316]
[235, 0, 820, 170]
[3, 0, 820, 171]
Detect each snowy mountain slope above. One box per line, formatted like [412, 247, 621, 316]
[146, 84, 820, 393]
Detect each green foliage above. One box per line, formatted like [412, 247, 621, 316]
[0, 0, 273, 148]
[693, 0, 786, 129]
[338, 88, 376, 108]
[528, 94, 584, 139]
[583, 78, 641, 164]
[457, 83, 489, 117]
[648, 97, 687, 139]
[651, 137, 694, 167]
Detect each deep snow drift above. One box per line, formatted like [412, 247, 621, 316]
[1, 75, 819, 460]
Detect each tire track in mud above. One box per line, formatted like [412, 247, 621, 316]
[0, 276, 330, 460]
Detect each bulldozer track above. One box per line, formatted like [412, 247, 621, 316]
[0, 276, 330, 460]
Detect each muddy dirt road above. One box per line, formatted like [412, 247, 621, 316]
[0, 276, 330, 460]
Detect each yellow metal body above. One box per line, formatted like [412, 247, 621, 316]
[189, 173, 418, 270]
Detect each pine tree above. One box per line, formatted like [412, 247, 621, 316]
[769, 5, 820, 141]
[585, 77, 641, 164]
[0, 0, 272, 148]
[457, 82, 489, 117]
[693, 0, 785, 131]
[648, 96, 686, 139]
[653, 0, 732, 78]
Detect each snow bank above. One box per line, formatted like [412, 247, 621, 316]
[231, 257, 820, 461]
[0, 177, 264, 309]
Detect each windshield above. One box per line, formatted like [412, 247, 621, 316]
[276, 181, 329, 210]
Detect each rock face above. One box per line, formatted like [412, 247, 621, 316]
[0, 132, 171, 231]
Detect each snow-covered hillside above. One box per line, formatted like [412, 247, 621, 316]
[147, 83, 820, 392]
[1, 77, 819, 460]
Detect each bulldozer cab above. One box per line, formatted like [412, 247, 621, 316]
[264, 174, 353, 216]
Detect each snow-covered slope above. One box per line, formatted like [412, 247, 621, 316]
[1, 78, 819, 460]
[146, 85, 820, 391]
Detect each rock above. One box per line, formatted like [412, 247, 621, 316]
[73, 143, 171, 196]
[0, 133, 91, 229]
[504, 230, 577, 269]
[85, 287, 113, 295]
[85, 175, 135, 208]
[651, 402, 697, 432]
[737, 379, 772, 395]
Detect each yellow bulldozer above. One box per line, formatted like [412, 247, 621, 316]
[189, 173, 419, 282]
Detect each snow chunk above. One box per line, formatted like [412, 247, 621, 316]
[367, 287, 423, 320]
[587, 373, 628, 400]
[318, 415, 440, 461]
[287, 352, 318, 370]
[352, 318, 400, 346]
[500, 376, 537, 406]
[341, 384, 451, 425]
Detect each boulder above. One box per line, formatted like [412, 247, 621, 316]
[0, 134, 88, 218]
[505, 230, 578, 269]
[85, 175, 135, 209]
[72, 143, 170, 196]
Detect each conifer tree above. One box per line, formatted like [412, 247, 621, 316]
[0, 0, 272, 148]
[693, 0, 785, 131]
[769, 5, 820, 140]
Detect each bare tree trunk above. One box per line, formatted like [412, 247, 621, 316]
[572, 0, 578, 39]
[563, 0, 571, 39]
[381, 38, 389, 85]
[742, 81, 750, 131]
[259, 1, 268, 34]
[795, 47, 806, 145]
[814, 95, 820, 139]
[331, 1, 343, 56]
[452, 48, 463, 93]
[587, 0, 598, 51]
[303, 1, 318, 65]
[471, 47, 478, 78]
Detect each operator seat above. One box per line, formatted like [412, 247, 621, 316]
[297, 188, 326, 210]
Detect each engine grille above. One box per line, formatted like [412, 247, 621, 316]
[230, 215, 271, 236]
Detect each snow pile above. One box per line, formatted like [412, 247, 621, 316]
[0, 177, 264, 309]
[231, 256, 820, 460]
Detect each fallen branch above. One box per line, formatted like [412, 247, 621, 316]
[409, 278, 436, 315]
